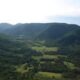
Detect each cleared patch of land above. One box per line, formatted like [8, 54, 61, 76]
[64, 61, 75, 69]
[38, 72, 63, 79]
[32, 46, 58, 52]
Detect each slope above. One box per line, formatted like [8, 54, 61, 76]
[36, 23, 80, 41]
[4, 23, 49, 40]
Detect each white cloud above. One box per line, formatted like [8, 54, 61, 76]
[0, 0, 80, 24]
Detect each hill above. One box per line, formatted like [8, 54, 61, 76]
[0, 23, 12, 32]
[0, 23, 80, 80]
[3, 23, 49, 40]
[0, 23, 80, 41]
[58, 28, 80, 46]
[36, 23, 80, 41]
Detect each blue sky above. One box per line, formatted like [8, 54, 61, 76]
[0, 0, 80, 25]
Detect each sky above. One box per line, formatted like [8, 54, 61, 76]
[0, 0, 80, 24]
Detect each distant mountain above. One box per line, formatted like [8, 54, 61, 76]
[0, 23, 12, 32]
[3, 23, 49, 39]
[36, 23, 80, 41]
[0, 23, 80, 42]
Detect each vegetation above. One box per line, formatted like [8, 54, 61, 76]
[32, 46, 58, 52]
[0, 23, 80, 80]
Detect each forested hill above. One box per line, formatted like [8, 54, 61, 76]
[0, 23, 80, 40]
[0, 23, 12, 32]
[58, 28, 80, 46]
[36, 23, 80, 41]
[1, 23, 49, 39]
[0, 23, 80, 80]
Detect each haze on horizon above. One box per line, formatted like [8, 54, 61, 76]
[0, 0, 80, 25]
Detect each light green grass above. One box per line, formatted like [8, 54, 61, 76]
[32, 46, 58, 52]
[38, 72, 63, 79]
[15, 63, 29, 74]
[64, 61, 75, 69]
[32, 54, 66, 60]
[32, 55, 59, 60]
[42, 55, 59, 59]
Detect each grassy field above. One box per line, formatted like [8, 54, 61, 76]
[64, 61, 75, 69]
[32, 55, 60, 60]
[38, 72, 63, 79]
[32, 46, 58, 52]
[31, 45, 76, 80]
[15, 64, 29, 74]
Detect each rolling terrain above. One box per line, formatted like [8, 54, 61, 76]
[0, 23, 80, 80]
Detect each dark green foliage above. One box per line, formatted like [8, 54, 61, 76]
[0, 23, 80, 80]
[36, 23, 79, 41]
[63, 68, 80, 80]
[0, 34, 40, 80]
[3, 23, 49, 40]
[1, 23, 80, 42]
[40, 58, 68, 73]
[58, 29, 80, 46]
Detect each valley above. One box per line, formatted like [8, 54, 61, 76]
[0, 23, 80, 80]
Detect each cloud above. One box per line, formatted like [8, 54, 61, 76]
[0, 0, 80, 24]
[47, 16, 80, 25]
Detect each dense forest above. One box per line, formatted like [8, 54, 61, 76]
[0, 23, 80, 80]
